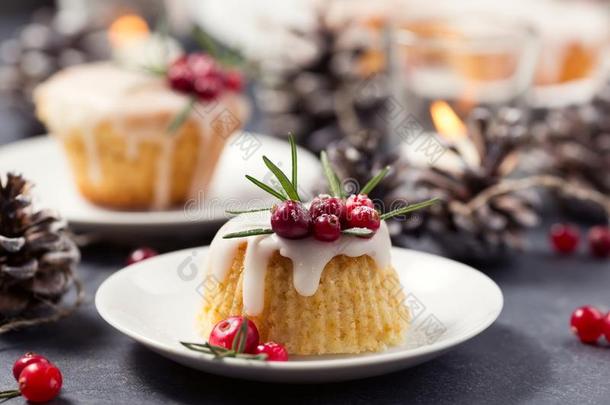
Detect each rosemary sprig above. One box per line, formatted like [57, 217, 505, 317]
[262, 156, 300, 201]
[320, 151, 343, 198]
[380, 198, 440, 220]
[166, 97, 197, 134]
[289, 134, 298, 192]
[0, 390, 20, 399]
[192, 26, 246, 68]
[225, 207, 272, 215]
[223, 228, 274, 239]
[360, 166, 390, 195]
[232, 316, 249, 353]
[180, 342, 267, 361]
[245, 175, 287, 201]
[140, 65, 167, 76]
[342, 228, 374, 237]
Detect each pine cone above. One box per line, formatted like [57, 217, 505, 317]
[255, 8, 388, 154]
[326, 128, 405, 202]
[0, 173, 80, 322]
[389, 107, 540, 261]
[533, 84, 610, 221]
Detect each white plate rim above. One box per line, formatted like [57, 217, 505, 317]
[0, 135, 320, 228]
[95, 246, 503, 372]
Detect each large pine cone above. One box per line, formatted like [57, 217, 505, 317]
[388, 107, 540, 261]
[532, 85, 610, 221]
[0, 173, 80, 320]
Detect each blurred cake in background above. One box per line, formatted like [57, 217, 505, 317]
[34, 57, 248, 210]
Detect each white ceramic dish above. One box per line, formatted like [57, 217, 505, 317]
[95, 246, 503, 383]
[0, 134, 321, 237]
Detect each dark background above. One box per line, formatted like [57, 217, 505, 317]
[1, 3, 610, 404]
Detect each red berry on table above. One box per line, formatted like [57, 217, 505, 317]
[570, 305, 603, 344]
[209, 316, 260, 354]
[223, 70, 243, 92]
[347, 205, 380, 232]
[313, 214, 341, 242]
[126, 247, 158, 265]
[167, 55, 194, 93]
[309, 194, 346, 222]
[271, 200, 311, 239]
[549, 223, 580, 254]
[19, 362, 62, 403]
[255, 342, 289, 362]
[12, 353, 49, 381]
[587, 226, 610, 258]
[345, 194, 374, 214]
[601, 312, 610, 342]
[193, 73, 224, 101]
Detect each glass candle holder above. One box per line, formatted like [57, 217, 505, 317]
[388, 14, 538, 166]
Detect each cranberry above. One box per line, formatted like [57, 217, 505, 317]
[271, 200, 311, 239]
[193, 73, 224, 101]
[12, 353, 49, 381]
[601, 312, 610, 342]
[19, 362, 62, 403]
[549, 224, 580, 254]
[223, 70, 243, 92]
[346, 205, 380, 232]
[313, 214, 341, 242]
[309, 194, 346, 222]
[588, 226, 610, 258]
[346, 194, 374, 214]
[187, 53, 218, 78]
[570, 305, 603, 344]
[167, 56, 193, 93]
[255, 342, 288, 362]
[126, 247, 158, 265]
[209, 316, 260, 354]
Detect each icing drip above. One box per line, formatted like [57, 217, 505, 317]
[153, 136, 175, 210]
[206, 212, 392, 316]
[82, 125, 102, 184]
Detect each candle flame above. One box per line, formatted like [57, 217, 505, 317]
[430, 100, 467, 141]
[108, 14, 150, 48]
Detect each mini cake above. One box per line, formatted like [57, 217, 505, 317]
[199, 137, 438, 355]
[34, 54, 248, 209]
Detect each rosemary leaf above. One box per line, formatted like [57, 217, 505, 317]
[234, 316, 249, 354]
[342, 228, 374, 237]
[380, 198, 440, 220]
[262, 156, 300, 201]
[166, 97, 197, 134]
[320, 151, 343, 197]
[225, 207, 272, 215]
[360, 166, 390, 195]
[245, 175, 286, 201]
[289, 133, 298, 193]
[223, 228, 274, 239]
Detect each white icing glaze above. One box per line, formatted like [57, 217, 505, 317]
[34, 62, 248, 209]
[206, 212, 392, 316]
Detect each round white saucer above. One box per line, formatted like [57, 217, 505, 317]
[95, 246, 503, 383]
[0, 133, 321, 236]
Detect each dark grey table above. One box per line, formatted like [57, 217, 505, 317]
[0, 221, 609, 404]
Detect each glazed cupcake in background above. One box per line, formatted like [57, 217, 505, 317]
[34, 54, 248, 210]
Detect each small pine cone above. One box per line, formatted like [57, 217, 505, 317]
[0, 173, 80, 322]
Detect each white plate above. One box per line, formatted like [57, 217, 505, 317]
[0, 134, 321, 236]
[95, 246, 503, 383]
